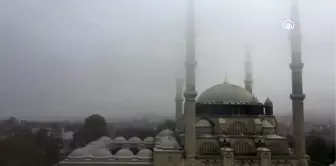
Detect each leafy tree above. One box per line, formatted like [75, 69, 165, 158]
[309, 160, 327, 166]
[35, 129, 62, 165]
[328, 146, 335, 164]
[5, 117, 18, 126]
[0, 131, 49, 166]
[83, 114, 109, 144]
[156, 119, 176, 133]
[70, 128, 86, 149]
[286, 134, 294, 148]
[307, 137, 329, 164]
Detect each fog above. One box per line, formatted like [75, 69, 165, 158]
[0, 0, 334, 120]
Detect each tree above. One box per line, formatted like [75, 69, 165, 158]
[307, 137, 329, 164]
[70, 128, 86, 149]
[35, 129, 62, 165]
[156, 119, 176, 133]
[0, 131, 49, 166]
[83, 114, 109, 144]
[328, 145, 335, 164]
[5, 117, 18, 126]
[286, 134, 294, 148]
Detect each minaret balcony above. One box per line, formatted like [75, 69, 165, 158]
[184, 92, 198, 99]
[290, 94, 305, 100]
[289, 63, 304, 70]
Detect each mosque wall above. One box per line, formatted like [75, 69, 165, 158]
[198, 159, 222, 166]
[196, 139, 221, 156]
[230, 139, 256, 154]
[234, 160, 260, 166]
[271, 160, 295, 166]
[153, 151, 182, 166]
[218, 118, 254, 134]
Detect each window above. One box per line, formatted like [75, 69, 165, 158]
[232, 140, 252, 153]
[199, 143, 220, 155]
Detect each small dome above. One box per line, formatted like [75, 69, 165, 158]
[157, 129, 174, 137]
[113, 136, 127, 143]
[137, 149, 153, 158]
[86, 140, 102, 149]
[128, 137, 142, 144]
[115, 148, 134, 157]
[91, 148, 113, 158]
[197, 83, 254, 103]
[86, 137, 110, 149]
[249, 96, 260, 105]
[264, 97, 273, 106]
[68, 148, 90, 158]
[143, 137, 154, 144]
[156, 136, 180, 150]
[196, 119, 212, 127]
[100, 136, 112, 142]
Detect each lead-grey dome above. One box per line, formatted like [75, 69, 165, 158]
[156, 136, 180, 150]
[137, 149, 153, 158]
[197, 83, 254, 103]
[91, 148, 113, 158]
[128, 136, 142, 144]
[68, 148, 90, 158]
[157, 129, 174, 137]
[115, 148, 134, 157]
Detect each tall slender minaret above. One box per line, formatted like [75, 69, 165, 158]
[289, 0, 308, 165]
[175, 77, 184, 121]
[184, 0, 197, 165]
[244, 45, 253, 93]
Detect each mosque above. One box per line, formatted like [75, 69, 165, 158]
[58, 0, 309, 166]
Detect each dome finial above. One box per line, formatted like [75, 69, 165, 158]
[264, 97, 273, 106]
[224, 73, 229, 84]
[249, 95, 259, 105]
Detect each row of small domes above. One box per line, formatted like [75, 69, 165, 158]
[69, 148, 153, 158]
[112, 129, 175, 144]
[197, 98, 273, 106]
[113, 136, 154, 144]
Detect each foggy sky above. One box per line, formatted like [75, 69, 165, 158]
[0, 0, 335, 120]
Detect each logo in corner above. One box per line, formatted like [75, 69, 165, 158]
[283, 20, 295, 30]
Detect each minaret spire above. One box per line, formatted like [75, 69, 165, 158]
[224, 72, 229, 84]
[175, 77, 184, 121]
[184, 0, 197, 165]
[244, 45, 253, 93]
[289, 0, 308, 165]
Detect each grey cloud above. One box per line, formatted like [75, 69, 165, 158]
[0, 0, 334, 120]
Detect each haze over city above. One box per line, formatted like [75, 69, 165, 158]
[0, 0, 334, 120]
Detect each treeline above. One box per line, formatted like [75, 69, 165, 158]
[287, 135, 335, 166]
[0, 126, 62, 166]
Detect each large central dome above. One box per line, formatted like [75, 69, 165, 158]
[197, 82, 254, 103]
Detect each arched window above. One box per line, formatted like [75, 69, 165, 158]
[269, 142, 282, 154]
[232, 140, 252, 154]
[228, 121, 247, 133]
[196, 119, 213, 134]
[198, 143, 220, 155]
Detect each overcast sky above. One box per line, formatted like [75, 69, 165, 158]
[0, 0, 335, 120]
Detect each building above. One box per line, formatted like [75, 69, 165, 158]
[58, 0, 308, 165]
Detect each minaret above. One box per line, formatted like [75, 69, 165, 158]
[289, 0, 308, 165]
[175, 77, 184, 121]
[184, 0, 197, 165]
[244, 45, 253, 93]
